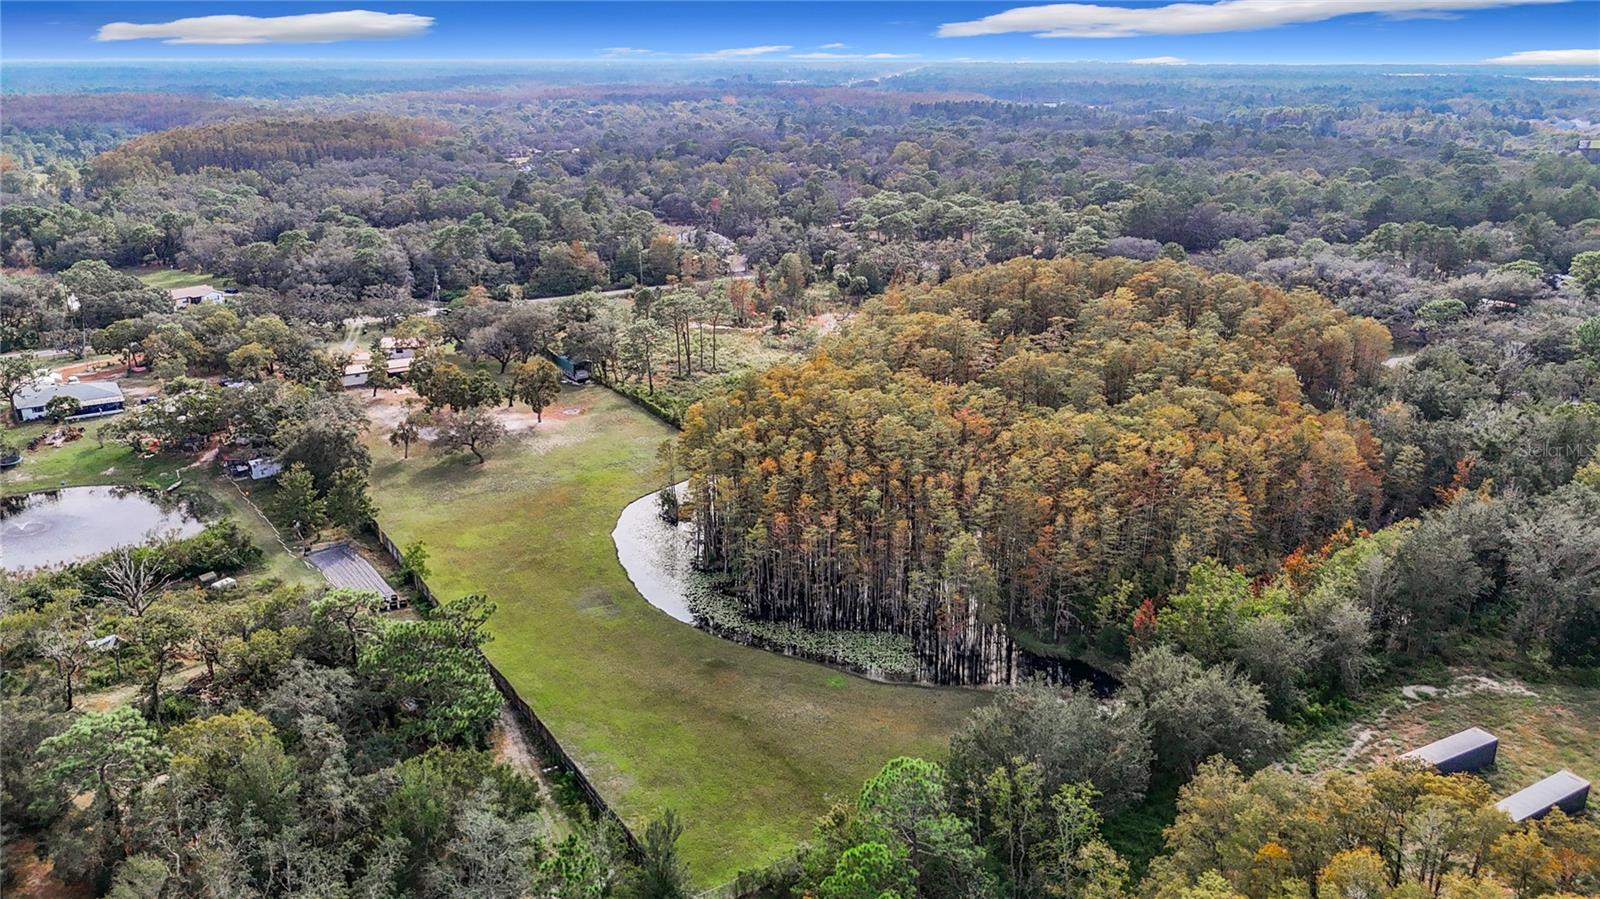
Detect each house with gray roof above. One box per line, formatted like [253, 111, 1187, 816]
[11, 380, 125, 422]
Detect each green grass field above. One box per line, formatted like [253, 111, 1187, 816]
[366, 386, 984, 886]
[2, 416, 179, 494]
[131, 268, 231, 290]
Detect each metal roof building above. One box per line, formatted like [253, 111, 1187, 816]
[12, 380, 125, 422]
[1496, 770, 1590, 823]
[1401, 727, 1499, 775]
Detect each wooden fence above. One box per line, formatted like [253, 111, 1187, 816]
[371, 522, 642, 858]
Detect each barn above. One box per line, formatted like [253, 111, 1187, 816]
[549, 351, 593, 384]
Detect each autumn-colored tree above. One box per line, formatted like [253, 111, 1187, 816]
[679, 258, 1391, 682]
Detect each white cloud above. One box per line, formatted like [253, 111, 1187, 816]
[819, 42, 849, 49]
[938, 0, 1564, 39]
[96, 9, 432, 45]
[698, 45, 792, 59]
[790, 52, 918, 60]
[1484, 48, 1600, 64]
[601, 47, 663, 56]
[1129, 56, 1189, 64]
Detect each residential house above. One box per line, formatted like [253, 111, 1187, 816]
[341, 351, 414, 388]
[11, 380, 125, 422]
[378, 336, 427, 359]
[170, 284, 226, 311]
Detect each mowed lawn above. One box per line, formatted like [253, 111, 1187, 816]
[366, 387, 984, 885]
[131, 267, 231, 290]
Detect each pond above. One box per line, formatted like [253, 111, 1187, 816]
[1, 486, 205, 572]
[612, 484, 696, 624]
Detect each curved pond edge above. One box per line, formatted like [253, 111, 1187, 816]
[612, 485, 942, 686]
[612, 485, 1123, 693]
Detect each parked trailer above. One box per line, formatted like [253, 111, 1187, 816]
[1401, 726, 1499, 774]
[548, 351, 593, 384]
[1496, 770, 1591, 823]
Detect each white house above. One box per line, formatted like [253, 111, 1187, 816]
[341, 352, 413, 388]
[170, 284, 225, 311]
[378, 336, 426, 359]
[11, 380, 125, 422]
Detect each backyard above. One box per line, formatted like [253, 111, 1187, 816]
[1, 413, 319, 587]
[364, 385, 984, 886]
[130, 267, 231, 291]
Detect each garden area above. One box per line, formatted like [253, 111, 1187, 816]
[364, 384, 983, 887]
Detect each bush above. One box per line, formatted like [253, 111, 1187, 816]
[947, 683, 1153, 814]
[1122, 646, 1283, 777]
[161, 520, 263, 578]
[611, 381, 685, 427]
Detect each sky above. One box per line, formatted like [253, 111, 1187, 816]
[2, 0, 1598, 66]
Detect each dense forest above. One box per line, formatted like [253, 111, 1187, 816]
[679, 258, 1395, 682]
[5, 68, 1599, 338]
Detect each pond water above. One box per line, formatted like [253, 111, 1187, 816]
[1, 486, 205, 572]
[612, 484, 695, 623]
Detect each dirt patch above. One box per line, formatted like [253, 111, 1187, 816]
[361, 387, 591, 436]
[490, 705, 568, 836]
[813, 310, 852, 336]
[79, 661, 205, 713]
[360, 386, 421, 430]
[497, 405, 576, 433]
[493, 705, 541, 775]
[1447, 674, 1536, 698]
[2, 840, 92, 899]
[48, 358, 123, 382]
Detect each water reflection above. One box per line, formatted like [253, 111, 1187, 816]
[1, 486, 204, 572]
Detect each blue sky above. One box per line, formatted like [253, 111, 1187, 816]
[2, 1, 1597, 65]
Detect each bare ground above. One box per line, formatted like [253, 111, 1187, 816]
[1, 840, 92, 899]
[490, 705, 570, 836]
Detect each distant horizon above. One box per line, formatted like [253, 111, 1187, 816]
[3, 1, 1597, 67]
[5, 57, 1597, 68]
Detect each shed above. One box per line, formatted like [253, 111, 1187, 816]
[1496, 770, 1590, 823]
[1401, 727, 1498, 774]
[224, 456, 282, 480]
